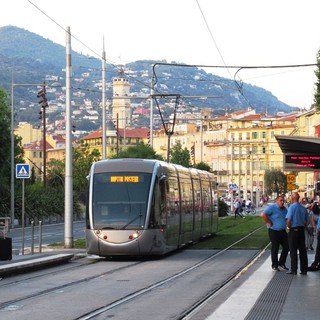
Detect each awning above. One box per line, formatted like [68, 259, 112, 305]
[275, 135, 320, 155]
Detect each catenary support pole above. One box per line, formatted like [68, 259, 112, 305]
[102, 37, 107, 159]
[64, 26, 73, 248]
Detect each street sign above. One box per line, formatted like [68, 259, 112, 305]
[286, 174, 296, 183]
[16, 164, 30, 179]
[287, 183, 296, 191]
[228, 183, 238, 190]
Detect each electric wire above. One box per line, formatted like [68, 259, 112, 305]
[27, 0, 317, 109]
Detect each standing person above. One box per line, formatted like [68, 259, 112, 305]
[305, 203, 315, 251]
[261, 196, 289, 271]
[308, 207, 320, 271]
[286, 192, 309, 275]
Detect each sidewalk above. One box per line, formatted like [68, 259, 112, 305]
[206, 249, 319, 320]
[0, 249, 86, 277]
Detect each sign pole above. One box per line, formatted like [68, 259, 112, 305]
[15, 163, 30, 255]
[22, 179, 25, 255]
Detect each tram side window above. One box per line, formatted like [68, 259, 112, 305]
[193, 179, 202, 215]
[201, 178, 212, 214]
[167, 177, 180, 216]
[180, 178, 193, 215]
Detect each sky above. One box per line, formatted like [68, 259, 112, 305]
[1, 0, 320, 109]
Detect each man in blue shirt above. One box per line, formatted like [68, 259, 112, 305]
[261, 195, 289, 271]
[308, 208, 320, 271]
[286, 192, 309, 275]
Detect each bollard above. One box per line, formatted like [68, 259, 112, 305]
[39, 221, 42, 253]
[31, 221, 34, 254]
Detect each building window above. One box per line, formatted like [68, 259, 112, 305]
[252, 132, 258, 139]
[262, 132, 266, 139]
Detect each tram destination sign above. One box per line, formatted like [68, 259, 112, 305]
[284, 154, 320, 171]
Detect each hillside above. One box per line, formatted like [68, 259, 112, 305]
[0, 25, 297, 128]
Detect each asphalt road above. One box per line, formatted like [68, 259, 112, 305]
[7, 220, 86, 252]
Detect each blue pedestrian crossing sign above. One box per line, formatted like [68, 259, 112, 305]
[16, 163, 30, 179]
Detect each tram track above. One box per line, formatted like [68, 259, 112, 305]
[0, 258, 144, 310]
[76, 226, 268, 320]
[0, 226, 268, 320]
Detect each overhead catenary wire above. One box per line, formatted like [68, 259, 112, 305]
[27, 0, 317, 108]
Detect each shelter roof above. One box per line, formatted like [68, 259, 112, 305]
[275, 135, 320, 155]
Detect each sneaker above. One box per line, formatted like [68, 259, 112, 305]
[278, 264, 289, 271]
[272, 266, 280, 271]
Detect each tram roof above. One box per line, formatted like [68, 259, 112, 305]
[275, 135, 320, 155]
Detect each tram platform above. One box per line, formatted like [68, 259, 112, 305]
[203, 249, 319, 320]
[0, 249, 85, 277]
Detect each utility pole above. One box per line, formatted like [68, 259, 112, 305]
[37, 82, 48, 188]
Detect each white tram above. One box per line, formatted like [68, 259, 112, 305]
[85, 159, 218, 256]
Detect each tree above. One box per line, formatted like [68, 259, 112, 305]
[194, 161, 212, 172]
[46, 144, 101, 199]
[0, 88, 24, 216]
[264, 168, 287, 196]
[314, 49, 320, 111]
[170, 140, 192, 167]
[72, 145, 101, 194]
[112, 142, 163, 160]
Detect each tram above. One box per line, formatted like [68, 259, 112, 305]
[85, 158, 219, 256]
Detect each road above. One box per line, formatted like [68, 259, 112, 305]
[7, 220, 86, 252]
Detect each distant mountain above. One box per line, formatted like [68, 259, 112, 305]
[0, 25, 297, 126]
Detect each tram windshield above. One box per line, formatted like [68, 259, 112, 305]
[92, 171, 151, 230]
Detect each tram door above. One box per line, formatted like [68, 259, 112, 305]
[192, 177, 202, 240]
[164, 176, 181, 248]
[180, 178, 193, 244]
[201, 175, 212, 236]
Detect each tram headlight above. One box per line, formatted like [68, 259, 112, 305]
[129, 231, 139, 240]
